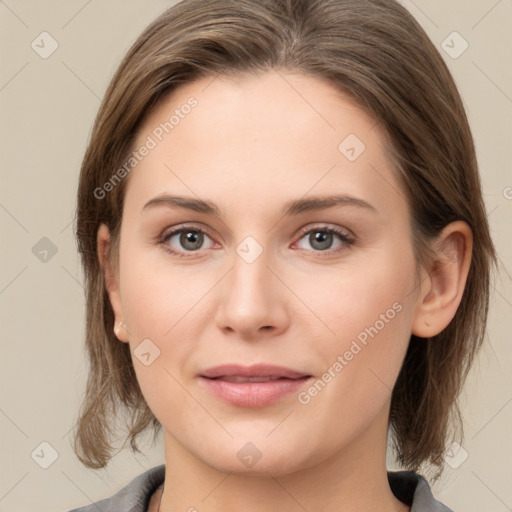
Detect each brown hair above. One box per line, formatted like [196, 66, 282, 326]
[73, 0, 497, 476]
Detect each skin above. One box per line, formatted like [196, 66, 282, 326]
[97, 70, 472, 512]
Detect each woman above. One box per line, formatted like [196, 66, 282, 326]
[69, 0, 496, 510]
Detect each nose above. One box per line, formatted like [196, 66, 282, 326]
[214, 247, 290, 340]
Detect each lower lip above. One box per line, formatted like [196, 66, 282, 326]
[199, 376, 312, 407]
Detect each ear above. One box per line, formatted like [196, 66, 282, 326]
[412, 221, 473, 338]
[97, 223, 129, 343]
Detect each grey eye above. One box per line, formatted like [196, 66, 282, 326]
[308, 231, 334, 251]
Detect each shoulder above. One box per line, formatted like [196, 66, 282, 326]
[65, 464, 165, 512]
[388, 470, 454, 512]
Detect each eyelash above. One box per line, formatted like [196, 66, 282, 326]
[158, 223, 355, 258]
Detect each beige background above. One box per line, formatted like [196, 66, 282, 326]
[0, 1, 511, 511]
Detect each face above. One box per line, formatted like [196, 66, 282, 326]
[107, 70, 423, 475]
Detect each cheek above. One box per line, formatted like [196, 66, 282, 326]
[119, 241, 204, 339]
[117, 255, 198, 424]
[117, 241, 217, 408]
[296, 243, 416, 408]
[302, 247, 415, 347]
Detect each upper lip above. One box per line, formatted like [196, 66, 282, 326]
[200, 364, 310, 379]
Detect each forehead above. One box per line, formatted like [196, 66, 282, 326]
[126, 70, 407, 223]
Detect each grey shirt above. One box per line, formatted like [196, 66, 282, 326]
[66, 464, 454, 512]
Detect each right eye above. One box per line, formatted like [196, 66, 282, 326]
[160, 225, 216, 257]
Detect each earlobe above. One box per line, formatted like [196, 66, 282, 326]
[97, 223, 129, 343]
[411, 221, 473, 339]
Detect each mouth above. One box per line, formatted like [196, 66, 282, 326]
[210, 375, 306, 382]
[199, 364, 313, 407]
[200, 363, 311, 380]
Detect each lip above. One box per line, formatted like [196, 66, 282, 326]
[199, 364, 312, 407]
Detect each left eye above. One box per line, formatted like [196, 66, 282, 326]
[295, 227, 353, 252]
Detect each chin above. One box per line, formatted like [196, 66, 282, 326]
[196, 436, 318, 477]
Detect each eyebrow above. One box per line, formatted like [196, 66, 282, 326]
[141, 194, 377, 217]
